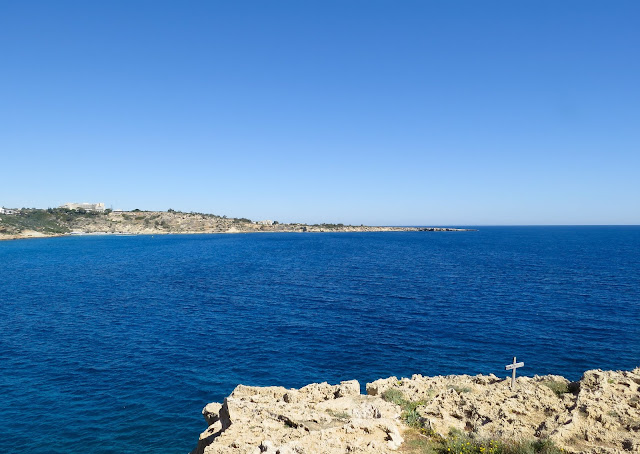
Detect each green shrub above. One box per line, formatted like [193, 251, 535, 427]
[381, 388, 405, 405]
[542, 380, 570, 397]
[380, 388, 427, 428]
[403, 407, 424, 428]
[438, 433, 563, 454]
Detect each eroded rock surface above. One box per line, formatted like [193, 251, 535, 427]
[194, 368, 640, 454]
[192, 380, 402, 454]
[368, 368, 640, 453]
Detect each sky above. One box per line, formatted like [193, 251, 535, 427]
[1, 1, 638, 225]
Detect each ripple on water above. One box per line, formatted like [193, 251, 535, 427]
[0, 227, 639, 453]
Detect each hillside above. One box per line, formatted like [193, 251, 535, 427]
[0, 208, 471, 240]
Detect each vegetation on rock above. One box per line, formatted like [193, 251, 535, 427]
[1, 208, 473, 239]
[401, 428, 564, 454]
[381, 388, 428, 429]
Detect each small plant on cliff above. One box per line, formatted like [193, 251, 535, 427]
[380, 388, 426, 428]
[326, 409, 350, 421]
[402, 428, 565, 454]
[437, 432, 563, 454]
[403, 406, 424, 428]
[448, 385, 471, 394]
[542, 380, 578, 397]
[381, 388, 404, 405]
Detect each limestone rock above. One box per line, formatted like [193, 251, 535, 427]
[202, 402, 222, 425]
[192, 380, 403, 454]
[193, 368, 640, 454]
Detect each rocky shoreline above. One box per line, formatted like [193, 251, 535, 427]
[193, 368, 640, 454]
[0, 227, 472, 241]
[0, 209, 474, 241]
[0, 230, 56, 241]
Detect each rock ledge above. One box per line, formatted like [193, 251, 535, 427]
[193, 368, 640, 454]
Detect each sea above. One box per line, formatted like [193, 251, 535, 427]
[1, 227, 639, 453]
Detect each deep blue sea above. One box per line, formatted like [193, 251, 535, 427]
[1, 227, 639, 453]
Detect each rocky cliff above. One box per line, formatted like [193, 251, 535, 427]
[193, 368, 640, 454]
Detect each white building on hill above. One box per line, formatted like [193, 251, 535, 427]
[59, 202, 106, 212]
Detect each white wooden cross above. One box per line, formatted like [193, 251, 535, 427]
[505, 356, 524, 389]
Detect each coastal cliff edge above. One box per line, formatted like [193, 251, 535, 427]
[193, 368, 640, 454]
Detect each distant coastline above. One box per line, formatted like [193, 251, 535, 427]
[0, 208, 475, 241]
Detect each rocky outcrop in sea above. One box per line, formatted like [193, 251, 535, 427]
[193, 368, 640, 454]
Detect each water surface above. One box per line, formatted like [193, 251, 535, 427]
[1, 227, 639, 453]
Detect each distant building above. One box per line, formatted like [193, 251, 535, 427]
[0, 207, 18, 215]
[256, 220, 274, 226]
[59, 202, 106, 212]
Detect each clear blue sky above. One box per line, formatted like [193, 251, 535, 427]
[1, 1, 638, 225]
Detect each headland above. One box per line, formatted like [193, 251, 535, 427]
[193, 367, 640, 454]
[0, 207, 474, 241]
